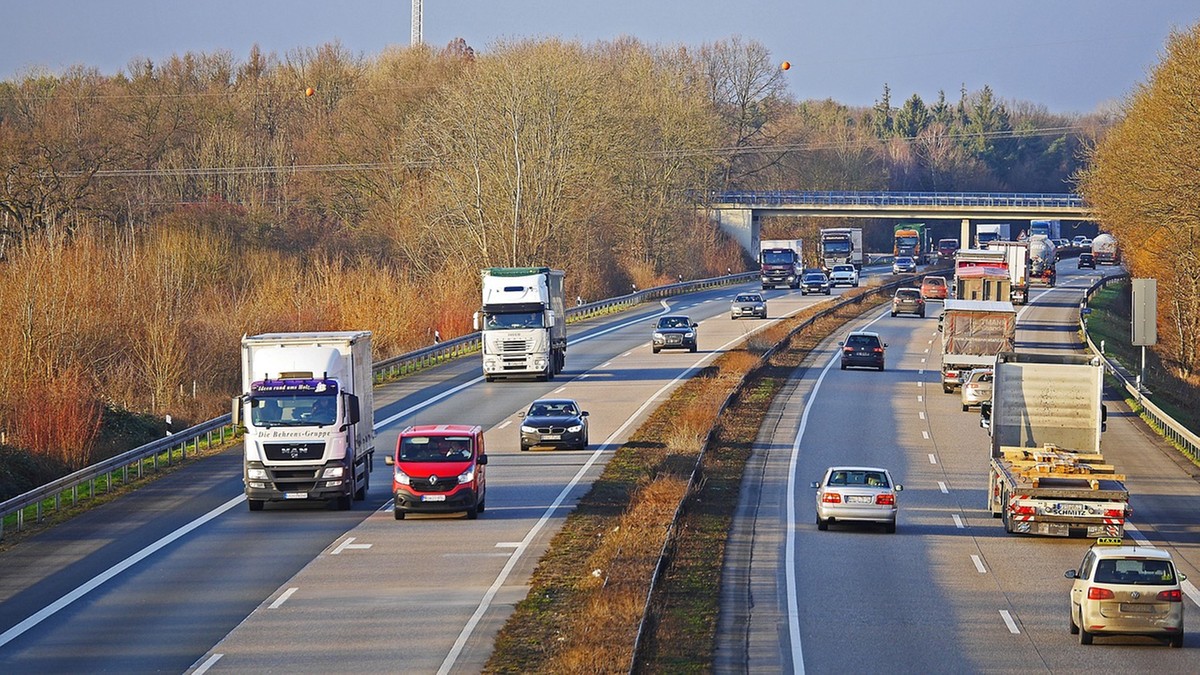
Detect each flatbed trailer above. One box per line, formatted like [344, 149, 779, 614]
[988, 445, 1129, 537]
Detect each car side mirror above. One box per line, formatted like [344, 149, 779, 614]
[837, 341, 844, 346]
[384, 455, 394, 465]
[1064, 570, 1078, 579]
[581, 411, 589, 417]
[477, 454, 488, 465]
[691, 322, 698, 328]
[810, 481, 820, 489]
[894, 485, 903, 491]
[884, 343, 889, 348]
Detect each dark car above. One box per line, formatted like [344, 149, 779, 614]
[520, 398, 589, 451]
[1077, 252, 1096, 269]
[800, 271, 831, 295]
[891, 288, 926, 317]
[840, 331, 886, 371]
[652, 315, 698, 353]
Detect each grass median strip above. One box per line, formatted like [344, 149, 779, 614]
[484, 285, 893, 673]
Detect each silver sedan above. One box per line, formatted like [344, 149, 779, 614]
[812, 466, 903, 533]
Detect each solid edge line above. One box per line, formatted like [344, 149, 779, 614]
[0, 494, 246, 648]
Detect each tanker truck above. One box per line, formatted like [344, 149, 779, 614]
[1091, 233, 1121, 265]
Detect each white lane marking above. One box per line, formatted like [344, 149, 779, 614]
[269, 587, 299, 609]
[924, 348, 929, 353]
[497, 420, 512, 429]
[495, 542, 521, 548]
[553, 386, 566, 394]
[0, 494, 246, 648]
[928, 455, 937, 465]
[330, 537, 371, 555]
[972, 555, 987, 573]
[928, 339, 933, 344]
[917, 396, 923, 402]
[600, 361, 612, 368]
[1000, 610, 1021, 634]
[938, 481, 948, 494]
[918, 411, 925, 420]
[784, 309, 889, 673]
[918, 369, 924, 375]
[916, 382, 923, 387]
[922, 431, 930, 440]
[438, 322, 763, 675]
[952, 514, 965, 529]
[921, 358, 926, 363]
[192, 653, 223, 674]
[1124, 523, 1200, 608]
[578, 374, 591, 379]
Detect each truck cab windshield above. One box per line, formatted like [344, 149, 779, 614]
[485, 311, 544, 329]
[822, 241, 851, 254]
[761, 251, 796, 265]
[250, 394, 337, 427]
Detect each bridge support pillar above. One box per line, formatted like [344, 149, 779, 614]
[708, 207, 758, 258]
[961, 218, 971, 249]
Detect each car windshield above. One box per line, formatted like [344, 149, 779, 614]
[833, 266, 853, 273]
[828, 470, 889, 487]
[1093, 558, 1176, 585]
[804, 274, 825, 282]
[399, 436, 474, 462]
[528, 401, 578, 417]
[897, 290, 920, 299]
[658, 316, 691, 329]
[924, 278, 944, 286]
[735, 294, 760, 302]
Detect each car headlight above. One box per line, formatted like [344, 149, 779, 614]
[457, 467, 476, 484]
[247, 468, 268, 480]
[567, 424, 583, 433]
[322, 466, 345, 479]
[653, 332, 664, 340]
[520, 425, 537, 433]
[394, 469, 411, 485]
[684, 331, 694, 338]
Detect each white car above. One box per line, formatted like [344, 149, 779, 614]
[1066, 539, 1185, 647]
[812, 466, 902, 533]
[828, 264, 859, 287]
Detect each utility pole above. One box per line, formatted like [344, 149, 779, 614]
[411, 0, 423, 46]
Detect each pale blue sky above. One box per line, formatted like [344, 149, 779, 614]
[5, 1, 1199, 113]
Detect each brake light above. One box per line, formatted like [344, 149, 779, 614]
[1013, 505, 1036, 516]
[843, 347, 854, 353]
[875, 493, 895, 505]
[1088, 587, 1115, 600]
[1104, 509, 1125, 518]
[873, 347, 883, 353]
[1157, 589, 1182, 602]
[822, 492, 842, 504]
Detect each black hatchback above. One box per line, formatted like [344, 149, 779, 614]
[840, 331, 886, 371]
[1077, 252, 1096, 269]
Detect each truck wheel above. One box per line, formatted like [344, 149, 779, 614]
[336, 494, 352, 511]
[394, 509, 405, 520]
[248, 499, 264, 512]
[1170, 633, 1183, 648]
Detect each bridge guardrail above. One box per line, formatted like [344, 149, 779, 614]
[708, 190, 1085, 209]
[0, 271, 759, 540]
[1080, 273, 1199, 464]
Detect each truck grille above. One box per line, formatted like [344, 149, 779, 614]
[263, 442, 325, 461]
[268, 467, 321, 492]
[500, 339, 531, 353]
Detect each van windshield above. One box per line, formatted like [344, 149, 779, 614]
[399, 436, 473, 462]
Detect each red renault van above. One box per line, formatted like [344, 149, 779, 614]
[385, 424, 487, 520]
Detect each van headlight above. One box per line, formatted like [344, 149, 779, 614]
[394, 469, 411, 485]
[457, 467, 476, 484]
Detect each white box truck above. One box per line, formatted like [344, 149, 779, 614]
[475, 267, 567, 382]
[982, 352, 1126, 537]
[234, 331, 374, 511]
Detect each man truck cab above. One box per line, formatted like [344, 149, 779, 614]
[385, 425, 487, 520]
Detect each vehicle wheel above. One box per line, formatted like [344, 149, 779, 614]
[1078, 624, 1093, 645]
[878, 364, 885, 371]
[248, 499, 264, 512]
[730, 314, 737, 320]
[477, 497, 486, 513]
[394, 509, 405, 520]
[652, 346, 660, 354]
[825, 290, 831, 295]
[466, 504, 479, 520]
[762, 313, 768, 320]
[890, 311, 896, 317]
[943, 385, 953, 394]
[816, 517, 828, 531]
[690, 344, 697, 353]
[578, 433, 589, 450]
[840, 363, 847, 370]
[1069, 608, 1079, 635]
[885, 522, 896, 534]
[1170, 633, 1183, 648]
[520, 443, 530, 452]
[545, 365, 554, 381]
[485, 375, 494, 383]
[854, 282, 859, 287]
[962, 404, 969, 412]
[919, 311, 925, 318]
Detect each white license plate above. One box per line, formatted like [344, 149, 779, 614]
[542, 434, 561, 441]
[284, 492, 308, 500]
[422, 494, 446, 502]
[847, 495, 873, 504]
[1120, 603, 1153, 613]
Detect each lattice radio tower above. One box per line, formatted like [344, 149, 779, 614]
[411, 0, 423, 46]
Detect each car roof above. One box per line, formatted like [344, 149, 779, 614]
[660, 315, 691, 320]
[1090, 545, 1175, 561]
[845, 330, 880, 338]
[825, 465, 891, 474]
[922, 276, 945, 282]
[530, 398, 579, 407]
[833, 264, 854, 269]
[403, 424, 481, 435]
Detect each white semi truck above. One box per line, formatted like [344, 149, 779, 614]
[475, 267, 567, 382]
[234, 331, 375, 511]
[982, 352, 1126, 538]
[817, 228, 864, 272]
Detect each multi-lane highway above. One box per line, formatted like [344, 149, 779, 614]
[717, 261, 1200, 671]
[0, 273, 883, 673]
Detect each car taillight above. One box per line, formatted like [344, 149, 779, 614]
[875, 493, 895, 505]
[1013, 505, 1036, 516]
[843, 347, 854, 354]
[873, 347, 883, 353]
[1088, 587, 1115, 600]
[822, 492, 842, 504]
[1157, 589, 1182, 602]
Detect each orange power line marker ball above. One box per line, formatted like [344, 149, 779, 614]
[781, 61, 791, 71]
[305, 87, 315, 97]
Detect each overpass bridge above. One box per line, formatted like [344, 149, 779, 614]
[706, 190, 1090, 255]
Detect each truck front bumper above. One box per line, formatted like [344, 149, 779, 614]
[244, 461, 353, 502]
